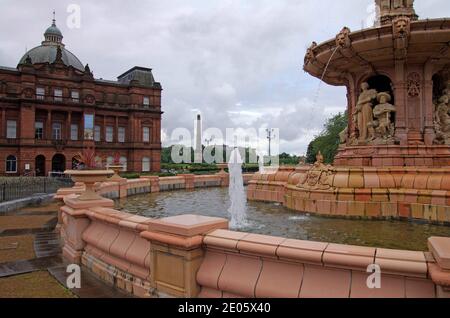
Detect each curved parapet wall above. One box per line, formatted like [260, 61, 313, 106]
[248, 166, 450, 224]
[197, 229, 450, 298]
[58, 189, 450, 298]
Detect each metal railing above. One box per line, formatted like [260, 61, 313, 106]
[0, 176, 74, 203]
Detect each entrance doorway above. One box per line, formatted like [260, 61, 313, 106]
[35, 155, 46, 176]
[51, 154, 66, 173]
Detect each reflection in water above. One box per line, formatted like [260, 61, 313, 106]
[116, 187, 450, 251]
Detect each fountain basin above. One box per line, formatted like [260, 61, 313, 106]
[248, 166, 450, 224]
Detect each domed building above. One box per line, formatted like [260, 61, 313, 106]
[0, 16, 163, 176]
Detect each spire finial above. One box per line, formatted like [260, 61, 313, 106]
[52, 10, 56, 25]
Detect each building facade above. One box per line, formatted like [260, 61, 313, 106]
[0, 18, 162, 176]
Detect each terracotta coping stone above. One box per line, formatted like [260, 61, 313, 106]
[276, 240, 328, 265]
[428, 237, 450, 270]
[146, 214, 228, 237]
[323, 244, 376, 271]
[203, 230, 249, 250]
[375, 248, 427, 278]
[236, 234, 287, 258]
[140, 231, 203, 249]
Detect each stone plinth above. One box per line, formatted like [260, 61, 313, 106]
[61, 194, 114, 264]
[142, 215, 228, 297]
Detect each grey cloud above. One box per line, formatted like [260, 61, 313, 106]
[1, 0, 448, 155]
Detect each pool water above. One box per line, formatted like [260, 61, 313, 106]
[116, 187, 450, 251]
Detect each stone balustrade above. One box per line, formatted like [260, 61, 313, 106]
[248, 166, 450, 224]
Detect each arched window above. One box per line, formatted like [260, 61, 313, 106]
[142, 157, 150, 172]
[120, 157, 127, 171]
[6, 155, 17, 173]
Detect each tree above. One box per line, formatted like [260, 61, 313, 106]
[306, 112, 348, 164]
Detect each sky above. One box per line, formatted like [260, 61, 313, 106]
[0, 0, 448, 155]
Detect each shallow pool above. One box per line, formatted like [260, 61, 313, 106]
[116, 187, 450, 251]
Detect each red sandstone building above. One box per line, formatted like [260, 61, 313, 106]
[0, 18, 162, 176]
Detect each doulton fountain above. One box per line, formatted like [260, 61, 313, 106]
[249, 0, 450, 223]
[56, 0, 450, 299]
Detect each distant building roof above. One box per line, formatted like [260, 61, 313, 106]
[117, 66, 156, 87]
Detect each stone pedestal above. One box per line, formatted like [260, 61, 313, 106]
[61, 195, 114, 264]
[141, 214, 228, 297]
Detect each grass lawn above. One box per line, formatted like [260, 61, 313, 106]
[0, 235, 35, 263]
[0, 271, 75, 298]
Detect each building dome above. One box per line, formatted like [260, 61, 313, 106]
[44, 23, 63, 38]
[18, 15, 84, 72]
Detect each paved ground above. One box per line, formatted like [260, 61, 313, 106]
[0, 201, 131, 298]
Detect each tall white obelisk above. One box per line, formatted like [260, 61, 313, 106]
[194, 114, 203, 163]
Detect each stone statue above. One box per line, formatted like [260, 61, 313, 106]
[339, 126, 348, 144]
[434, 95, 450, 144]
[297, 151, 335, 191]
[354, 82, 378, 142]
[369, 92, 396, 142]
[304, 42, 317, 65]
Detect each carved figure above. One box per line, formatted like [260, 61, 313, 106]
[354, 82, 378, 142]
[336, 27, 351, 49]
[339, 126, 348, 144]
[297, 151, 335, 190]
[393, 16, 410, 38]
[304, 42, 317, 65]
[370, 92, 396, 141]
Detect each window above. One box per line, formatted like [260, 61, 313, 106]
[106, 126, 113, 142]
[52, 123, 62, 140]
[94, 125, 101, 142]
[120, 157, 127, 171]
[118, 127, 125, 143]
[71, 91, 79, 102]
[6, 155, 17, 173]
[143, 96, 150, 108]
[71, 124, 78, 141]
[54, 89, 63, 102]
[106, 156, 114, 168]
[143, 127, 150, 143]
[36, 87, 45, 100]
[7, 120, 17, 139]
[35, 122, 44, 140]
[142, 157, 150, 172]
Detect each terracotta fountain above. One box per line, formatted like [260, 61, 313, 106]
[248, 0, 450, 222]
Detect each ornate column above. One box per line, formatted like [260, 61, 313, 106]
[394, 69, 408, 145]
